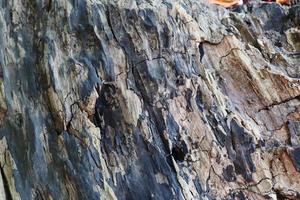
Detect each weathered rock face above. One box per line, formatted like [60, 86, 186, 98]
[0, 0, 299, 199]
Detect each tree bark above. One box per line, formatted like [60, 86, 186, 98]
[0, 0, 299, 199]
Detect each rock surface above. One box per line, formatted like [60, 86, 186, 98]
[0, 0, 299, 199]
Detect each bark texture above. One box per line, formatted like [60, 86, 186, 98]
[0, 0, 299, 199]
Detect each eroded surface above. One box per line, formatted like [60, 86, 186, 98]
[0, 0, 299, 199]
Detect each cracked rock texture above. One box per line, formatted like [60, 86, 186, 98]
[0, 0, 299, 199]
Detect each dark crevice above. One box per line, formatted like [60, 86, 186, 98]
[171, 141, 188, 162]
[258, 94, 300, 112]
[0, 165, 13, 200]
[274, 190, 286, 200]
[105, 6, 119, 43]
[199, 42, 205, 62]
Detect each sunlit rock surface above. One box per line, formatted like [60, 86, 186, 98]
[0, 0, 299, 199]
